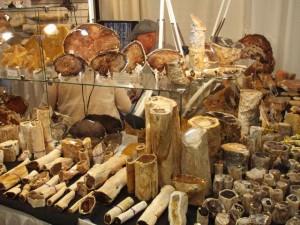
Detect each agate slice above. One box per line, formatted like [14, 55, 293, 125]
[90, 51, 127, 76]
[53, 54, 85, 76]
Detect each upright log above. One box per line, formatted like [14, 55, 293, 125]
[238, 89, 263, 136]
[181, 127, 212, 196]
[135, 154, 158, 201]
[36, 107, 54, 153]
[145, 96, 181, 187]
[187, 115, 221, 172]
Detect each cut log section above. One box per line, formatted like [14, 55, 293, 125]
[168, 191, 188, 225]
[145, 96, 181, 187]
[36, 107, 54, 153]
[263, 141, 290, 168]
[173, 174, 206, 206]
[284, 112, 300, 135]
[206, 111, 241, 144]
[181, 127, 212, 196]
[85, 155, 127, 190]
[238, 89, 263, 136]
[94, 167, 127, 205]
[0, 124, 19, 143]
[221, 143, 249, 174]
[134, 154, 158, 201]
[187, 115, 221, 172]
[114, 201, 148, 225]
[126, 158, 135, 195]
[61, 138, 83, 162]
[137, 185, 175, 225]
[104, 197, 135, 224]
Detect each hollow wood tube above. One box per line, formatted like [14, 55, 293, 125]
[137, 185, 175, 225]
[114, 201, 148, 225]
[26, 146, 61, 171]
[181, 127, 212, 197]
[134, 154, 158, 201]
[79, 195, 96, 215]
[85, 155, 127, 190]
[126, 158, 135, 194]
[54, 190, 75, 212]
[94, 167, 127, 205]
[47, 186, 67, 206]
[67, 191, 94, 214]
[104, 197, 135, 224]
[19, 183, 31, 202]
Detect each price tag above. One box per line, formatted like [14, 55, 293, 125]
[6, 67, 19, 78]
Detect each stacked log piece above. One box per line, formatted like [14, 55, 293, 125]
[187, 115, 221, 172]
[145, 96, 181, 187]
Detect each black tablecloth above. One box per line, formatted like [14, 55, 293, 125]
[0, 162, 198, 225]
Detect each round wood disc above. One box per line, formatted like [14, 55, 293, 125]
[147, 49, 182, 73]
[90, 51, 127, 76]
[64, 23, 120, 63]
[122, 40, 146, 73]
[53, 54, 86, 76]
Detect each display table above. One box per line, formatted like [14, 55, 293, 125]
[0, 161, 198, 225]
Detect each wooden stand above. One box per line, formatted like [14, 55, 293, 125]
[134, 154, 158, 201]
[187, 115, 221, 172]
[145, 96, 181, 187]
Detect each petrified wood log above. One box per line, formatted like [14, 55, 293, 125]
[0, 140, 18, 162]
[47, 185, 67, 206]
[168, 191, 188, 225]
[104, 197, 135, 224]
[61, 138, 83, 162]
[284, 112, 300, 135]
[26, 147, 61, 171]
[126, 158, 135, 194]
[137, 185, 175, 225]
[85, 155, 127, 190]
[145, 96, 181, 187]
[187, 115, 221, 172]
[114, 201, 148, 225]
[173, 174, 206, 206]
[19, 183, 31, 202]
[79, 195, 96, 214]
[20, 120, 46, 159]
[238, 89, 263, 136]
[206, 111, 241, 144]
[54, 190, 75, 212]
[124, 114, 146, 143]
[94, 168, 127, 205]
[263, 141, 290, 168]
[3, 184, 21, 199]
[181, 127, 212, 196]
[222, 143, 249, 174]
[68, 191, 94, 214]
[135, 154, 158, 201]
[36, 107, 54, 153]
[0, 163, 28, 190]
[0, 124, 19, 143]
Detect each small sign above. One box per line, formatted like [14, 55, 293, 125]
[6, 67, 19, 78]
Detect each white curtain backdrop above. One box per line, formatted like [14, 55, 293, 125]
[99, 0, 300, 76]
